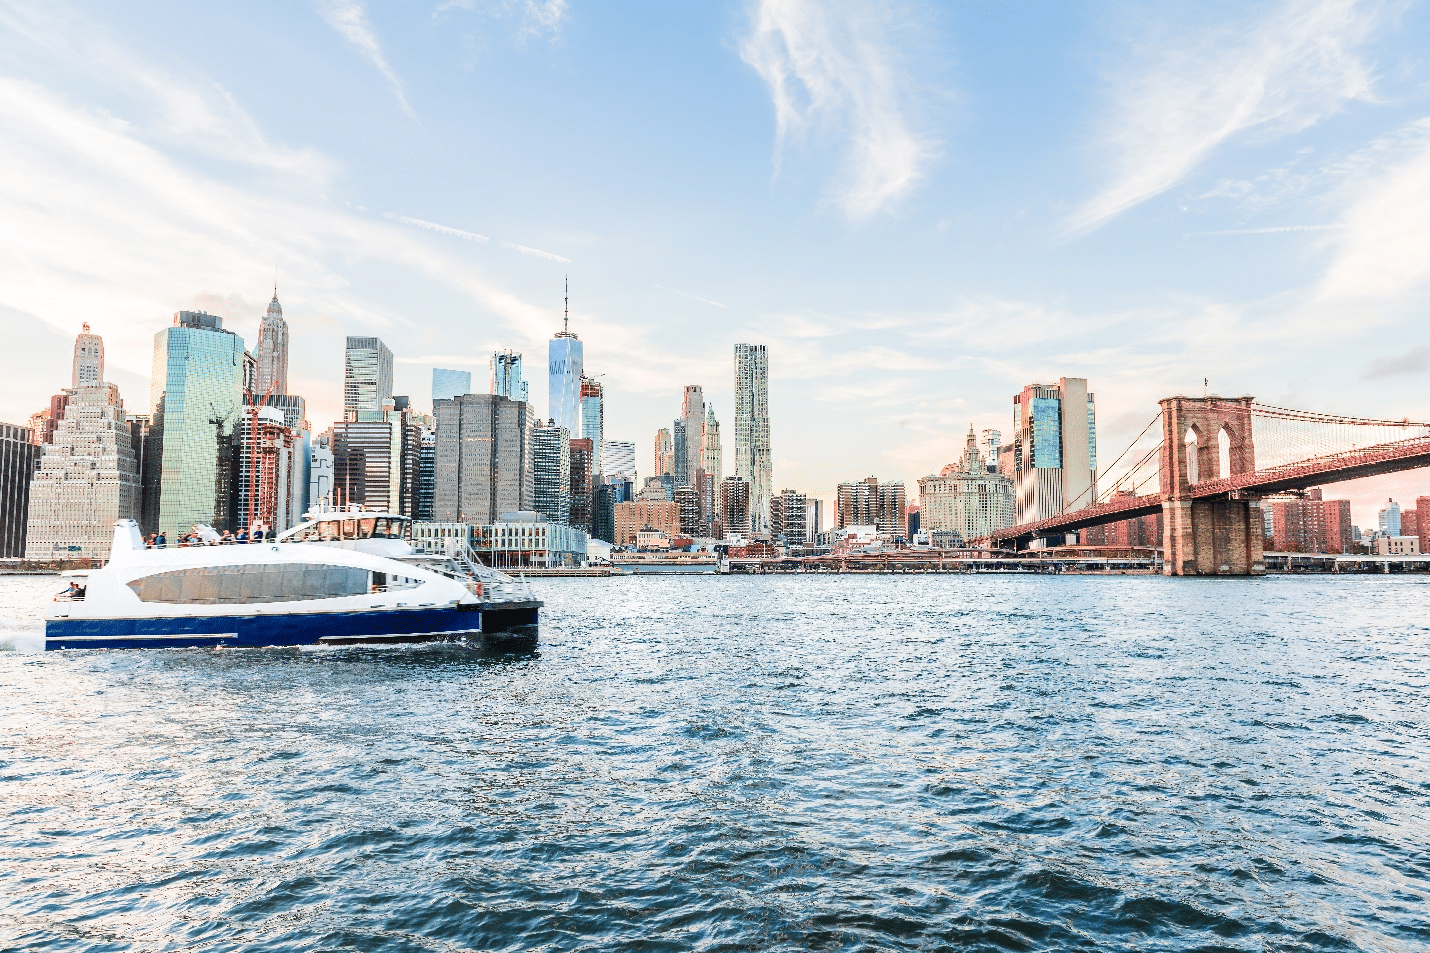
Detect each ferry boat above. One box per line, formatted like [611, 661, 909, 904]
[44, 514, 541, 650]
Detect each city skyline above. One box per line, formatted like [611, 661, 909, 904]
[2, 3, 1429, 525]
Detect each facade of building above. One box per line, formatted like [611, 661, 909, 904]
[672, 419, 688, 490]
[471, 511, 588, 568]
[592, 476, 633, 543]
[416, 429, 436, 520]
[432, 368, 471, 404]
[702, 405, 722, 512]
[1263, 488, 1353, 553]
[979, 429, 1002, 474]
[613, 499, 681, 546]
[770, 489, 808, 545]
[1011, 378, 1097, 526]
[1080, 501, 1163, 548]
[72, 323, 104, 389]
[1375, 536, 1420, 555]
[1417, 497, 1430, 556]
[720, 476, 750, 536]
[654, 427, 673, 478]
[491, 350, 528, 403]
[532, 421, 571, 526]
[570, 438, 593, 533]
[681, 385, 704, 485]
[548, 311, 583, 433]
[836, 477, 908, 538]
[432, 394, 533, 525]
[234, 406, 305, 535]
[806, 498, 824, 538]
[1378, 499, 1402, 537]
[1, 422, 39, 558]
[916, 427, 1015, 542]
[733, 344, 772, 533]
[26, 385, 137, 559]
[344, 336, 394, 419]
[309, 440, 334, 510]
[259, 394, 307, 431]
[330, 419, 407, 515]
[674, 483, 702, 537]
[603, 440, 637, 483]
[254, 288, 289, 397]
[147, 311, 245, 538]
[580, 378, 603, 474]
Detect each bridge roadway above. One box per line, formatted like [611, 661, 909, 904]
[980, 433, 1430, 549]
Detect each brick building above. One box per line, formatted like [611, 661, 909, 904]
[1263, 488, 1352, 554]
[613, 499, 681, 547]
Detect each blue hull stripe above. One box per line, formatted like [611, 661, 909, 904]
[46, 606, 491, 650]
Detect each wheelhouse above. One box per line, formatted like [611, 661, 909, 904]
[280, 514, 411, 544]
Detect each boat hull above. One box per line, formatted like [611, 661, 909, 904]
[45, 601, 541, 650]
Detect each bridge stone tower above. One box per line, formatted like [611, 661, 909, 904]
[1159, 396, 1266, 576]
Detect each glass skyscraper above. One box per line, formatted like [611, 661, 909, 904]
[733, 344, 772, 534]
[491, 350, 529, 403]
[344, 337, 393, 419]
[548, 290, 582, 433]
[148, 311, 245, 539]
[1012, 378, 1097, 531]
[432, 368, 471, 404]
[580, 378, 603, 474]
[532, 421, 571, 526]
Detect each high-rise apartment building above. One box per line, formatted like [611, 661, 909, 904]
[720, 476, 750, 536]
[836, 477, 907, 537]
[548, 287, 583, 432]
[1, 422, 39, 558]
[654, 427, 673, 478]
[254, 287, 289, 397]
[674, 484, 701, 537]
[532, 421, 571, 525]
[235, 405, 305, 534]
[416, 429, 436, 520]
[1378, 499, 1402, 537]
[702, 405, 722, 510]
[72, 323, 103, 389]
[1264, 488, 1352, 554]
[917, 427, 1015, 543]
[491, 350, 529, 403]
[344, 337, 394, 419]
[1416, 496, 1430, 555]
[680, 385, 704, 485]
[979, 428, 1002, 474]
[733, 344, 772, 533]
[148, 312, 245, 538]
[580, 378, 603, 474]
[432, 394, 533, 525]
[806, 499, 824, 539]
[603, 440, 637, 483]
[672, 419, 688, 489]
[770, 489, 808, 546]
[613, 499, 681, 546]
[433, 368, 472, 404]
[1011, 378, 1097, 527]
[570, 438, 593, 533]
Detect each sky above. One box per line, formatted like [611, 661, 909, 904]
[1, 0, 1429, 528]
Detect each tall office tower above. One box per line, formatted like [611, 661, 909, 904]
[680, 385, 705, 484]
[770, 489, 808, 546]
[72, 323, 104, 388]
[254, 286, 289, 397]
[918, 427, 1015, 542]
[147, 312, 244, 538]
[720, 476, 751, 536]
[674, 484, 701, 537]
[0, 422, 39, 558]
[234, 405, 303, 535]
[592, 476, 633, 544]
[432, 394, 533, 524]
[330, 397, 422, 516]
[569, 438, 594, 533]
[696, 470, 716, 534]
[806, 499, 824, 539]
[835, 476, 907, 537]
[261, 394, 307, 432]
[416, 429, 436, 520]
[654, 427, 673, 477]
[1011, 378, 1097, 527]
[548, 282, 583, 432]
[532, 421, 572, 525]
[1378, 499, 1402, 537]
[672, 419, 688, 488]
[344, 336, 394, 419]
[980, 428, 1002, 474]
[733, 344, 772, 533]
[491, 350, 529, 403]
[702, 405, 722, 505]
[433, 368, 472, 404]
[580, 378, 603, 473]
[603, 440, 637, 483]
[37, 383, 141, 557]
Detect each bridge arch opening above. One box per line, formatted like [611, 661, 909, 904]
[1184, 428, 1200, 484]
[1218, 427, 1232, 480]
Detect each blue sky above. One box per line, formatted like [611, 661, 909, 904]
[2, 0, 1429, 525]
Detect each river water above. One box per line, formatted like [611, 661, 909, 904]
[2, 573, 1428, 952]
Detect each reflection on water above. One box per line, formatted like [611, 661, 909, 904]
[2, 573, 1428, 952]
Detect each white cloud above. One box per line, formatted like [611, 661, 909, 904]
[739, 0, 936, 218]
[316, 0, 415, 117]
[1068, 0, 1388, 235]
[500, 240, 570, 263]
[386, 213, 490, 242]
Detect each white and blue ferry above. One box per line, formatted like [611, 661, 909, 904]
[45, 514, 541, 650]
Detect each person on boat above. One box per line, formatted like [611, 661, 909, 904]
[236, 528, 248, 544]
[57, 581, 84, 601]
[154, 532, 166, 549]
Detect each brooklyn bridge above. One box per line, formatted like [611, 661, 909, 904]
[972, 396, 1430, 576]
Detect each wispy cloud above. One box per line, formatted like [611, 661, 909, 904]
[672, 289, 728, 309]
[1361, 345, 1430, 379]
[739, 0, 936, 218]
[316, 0, 415, 117]
[500, 240, 570, 263]
[1068, 0, 1388, 236]
[1186, 223, 1344, 237]
[435, 0, 567, 39]
[386, 213, 489, 242]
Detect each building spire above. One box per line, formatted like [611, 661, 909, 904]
[564, 275, 569, 335]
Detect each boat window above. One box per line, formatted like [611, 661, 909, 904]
[319, 520, 340, 542]
[357, 518, 377, 539]
[127, 564, 373, 604]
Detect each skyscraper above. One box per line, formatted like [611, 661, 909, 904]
[702, 404, 723, 493]
[720, 476, 750, 536]
[681, 385, 704, 485]
[148, 312, 245, 538]
[980, 428, 1002, 474]
[570, 437, 593, 533]
[235, 405, 304, 534]
[654, 427, 673, 478]
[1011, 378, 1097, 528]
[918, 427, 1015, 542]
[836, 477, 907, 537]
[72, 323, 103, 388]
[344, 337, 394, 419]
[603, 440, 636, 483]
[580, 378, 603, 473]
[1, 422, 39, 558]
[548, 281, 582, 432]
[432, 394, 533, 524]
[416, 428, 436, 520]
[491, 350, 529, 403]
[532, 421, 571, 525]
[1378, 499, 1402, 537]
[432, 368, 472, 404]
[254, 286, 289, 397]
[733, 344, 772, 533]
[672, 419, 688, 488]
